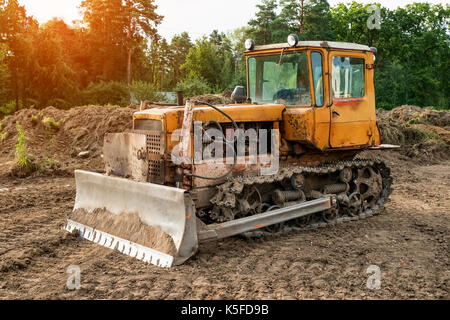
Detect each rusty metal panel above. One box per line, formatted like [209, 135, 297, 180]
[134, 119, 163, 131]
[283, 108, 315, 143]
[104, 133, 148, 183]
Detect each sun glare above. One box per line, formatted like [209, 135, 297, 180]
[18, 0, 82, 24]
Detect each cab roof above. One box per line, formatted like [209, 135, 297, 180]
[249, 41, 374, 52]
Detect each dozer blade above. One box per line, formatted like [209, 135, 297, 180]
[65, 170, 198, 268]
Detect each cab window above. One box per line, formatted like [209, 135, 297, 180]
[311, 52, 324, 106]
[332, 57, 365, 98]
[248, 52, 311, 106]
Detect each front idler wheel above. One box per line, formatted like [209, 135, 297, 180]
[322, 204, 340, 223]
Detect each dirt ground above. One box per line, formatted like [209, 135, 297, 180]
[0, 151, 448, 300]
[0, 105, 449, 300]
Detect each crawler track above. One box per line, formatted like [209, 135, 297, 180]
[209, 158, 393, 231]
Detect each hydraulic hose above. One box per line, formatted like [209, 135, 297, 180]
[184, 100, 239, 181]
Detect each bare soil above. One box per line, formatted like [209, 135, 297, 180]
[0, 105, 449, 300]
[0, 151, 448, 300]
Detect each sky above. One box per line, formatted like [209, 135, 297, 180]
[18, 0, 447, 41]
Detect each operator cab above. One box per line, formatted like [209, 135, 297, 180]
[243, 37, 380, 150]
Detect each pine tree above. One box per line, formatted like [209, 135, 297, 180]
[278, 0, 334, 41]
[169, 32, 193, 87]
[1, 0, 38, 111]
[248, 0, 278, 45]
[80, 0, 162, 83]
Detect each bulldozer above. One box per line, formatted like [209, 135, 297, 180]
[66, 36, 397, 268]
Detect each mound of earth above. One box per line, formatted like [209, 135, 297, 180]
[377, 106, 450, 164]
[378, 105, 450, 128]
[1, 104, 448, 178]
[0, 105, 136, 177]
[189, 93, 233, 105]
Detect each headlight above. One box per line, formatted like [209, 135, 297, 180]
[370, 47, 377, 62]
[245, 39, 255, 51]
[287, 34, 299, 47]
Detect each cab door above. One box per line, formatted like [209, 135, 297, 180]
[328, 51, 373, 148]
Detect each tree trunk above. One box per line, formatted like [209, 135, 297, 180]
[160, 65, 164, 91]
[300, 0, 305, 35]
[173, 65, 178, 88]
[13, 66, 19, 112]
[127, 47, 132, 84]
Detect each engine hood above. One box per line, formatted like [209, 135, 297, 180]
[133, 103, 286, 133]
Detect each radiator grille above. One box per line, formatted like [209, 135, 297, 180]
[146, 131, 165, 184]
[147, 132, 164, 155]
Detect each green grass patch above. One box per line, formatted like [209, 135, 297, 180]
[37, 157, 64, 174]
[0, 131, 8, 142]
[415, 127, 440, 141]
[31, 111, 43, 126]
[12, 122, 37, 177]
[407, 118, 422, 125]
[42, 116, 63, 135]
[0, 101, 18, 117]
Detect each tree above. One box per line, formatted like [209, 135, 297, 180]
[43, 19, 91, 87]
[169, 32, 193, 87]
[28, 25, 79, 108]
[181, 37, 223, 89]
[122, 0, 162, 83]
[331, 1, 382, 46]
[277, 0, 305, 40]
[80, 0, 124, 81]
[303, 0, 334, 40]
[209, 30, 235, 89]
[1, 0, 38, 111]
[331, 2, 449, 109]
[278, 0, 334, 41]
[147, 37, 171, 90]
[0, 43, 10, 105]
[228, 27, 251, 88]
[248, 0, 279, 45]
[80, 0, 162, 83]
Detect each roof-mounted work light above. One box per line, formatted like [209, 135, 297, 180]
[245, 39, 255, 51]
[287, 34, 299, 47]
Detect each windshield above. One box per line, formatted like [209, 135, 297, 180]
[248, 51, 311, 106]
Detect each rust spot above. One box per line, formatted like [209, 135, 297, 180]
[234, 164, 247, 172]
[286, 113, 308, 139]
[333, 98, 363, 109]
[254, 224, 264, 229]
[186, 212, 192, 219]
[176, 110, 183, 127]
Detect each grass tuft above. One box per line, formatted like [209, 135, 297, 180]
[12, 122, 37, 177]
[42, 116, 63, 135]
